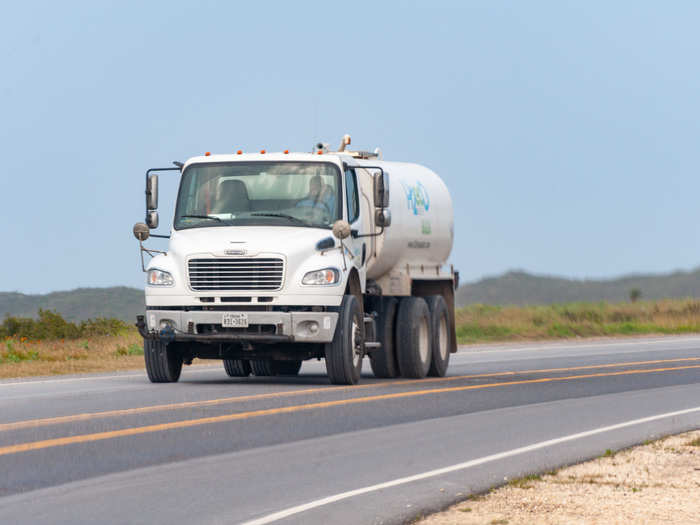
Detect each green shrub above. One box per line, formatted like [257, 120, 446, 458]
[457, 323, 513, 342]
[1, 340, 40, 363]
[0, 310, 129, 341]
[115, 343, 143, 357]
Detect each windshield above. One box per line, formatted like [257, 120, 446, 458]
[174, 162, 342, 230]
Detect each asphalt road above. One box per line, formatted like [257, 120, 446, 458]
[1, 336, 699, 524]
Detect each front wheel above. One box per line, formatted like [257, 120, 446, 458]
[325, 294, 364, 385]
[144, 339, 183, 383]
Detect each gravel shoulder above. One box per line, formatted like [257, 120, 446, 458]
[419, 430, 700, 525]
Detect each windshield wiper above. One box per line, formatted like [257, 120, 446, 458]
[180, 214, 222, 222]
[251, 213, 309, 225]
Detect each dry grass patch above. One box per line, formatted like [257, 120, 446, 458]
[456, 299, 700, 344]
[0, 329, 146, 378]
[419, 430, 700, 525]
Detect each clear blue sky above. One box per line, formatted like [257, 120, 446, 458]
[2, 1, 699, 293]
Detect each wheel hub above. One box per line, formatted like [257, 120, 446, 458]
[351, 320, 362, 367]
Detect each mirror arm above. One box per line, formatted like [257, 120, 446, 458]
[352, 225, 385, 239]
[138, 241, 167, 272]
[149, 233, 170, 239]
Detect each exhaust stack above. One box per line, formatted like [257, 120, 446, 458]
[338, 134, 351, 152]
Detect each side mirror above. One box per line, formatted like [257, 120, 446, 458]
[147, 174, 159, 210]
[332, 220, 351, 240]
[133, 222, 150, 241]
[373, 171, 390, 208]
[375, 208, 391, 228]
[146, 210, 159, 229]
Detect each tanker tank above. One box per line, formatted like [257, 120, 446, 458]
[357, 160, 454, 281]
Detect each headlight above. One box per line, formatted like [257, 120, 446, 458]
[302, 268, 340, 285]
[147, 269, 174, 286]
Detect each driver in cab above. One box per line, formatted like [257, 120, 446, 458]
[296, 175, 335, 217]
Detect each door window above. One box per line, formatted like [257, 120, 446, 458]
[345, 168, 359, 223]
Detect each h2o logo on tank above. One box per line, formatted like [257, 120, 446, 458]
[401, 181, 430, 216]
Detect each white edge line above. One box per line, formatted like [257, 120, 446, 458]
[456, 336, 700, 355]
[3, 336, 696, 387]
[240, 406, 700, 525]
[0, 366, 221, 387]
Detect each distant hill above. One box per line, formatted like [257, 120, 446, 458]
[457, 268, 700, 307]
[3, 268, 700, 320]
[0, 287, 144, 322]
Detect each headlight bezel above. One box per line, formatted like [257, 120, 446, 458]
[147, 268, 175, 287]
[301, 267, 341, 286]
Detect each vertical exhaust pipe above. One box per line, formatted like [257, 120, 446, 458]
[338, 134, 351, 152]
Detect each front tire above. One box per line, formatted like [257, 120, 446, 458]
[144, 339, 183, 383]
[396, 297, 432, 378]
[325, 294, 364, 385]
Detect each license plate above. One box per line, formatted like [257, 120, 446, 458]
[222, 312, 248, 328]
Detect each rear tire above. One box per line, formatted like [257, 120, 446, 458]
[396, 297, 432, 379]
[325, 294, 364, 385]
[275, 360, 303, 376]
[223, 359, 251, 377]
[144, 339, 182, 383]
[250, 359, 303, 376]
[425, 295, 450, 377]
[250, 359, 276, 376]
[369, 297, 399, 378]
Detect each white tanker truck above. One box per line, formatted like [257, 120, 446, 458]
[132, 135, 457, 385]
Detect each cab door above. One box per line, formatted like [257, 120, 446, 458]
[343, 165, 369, 288]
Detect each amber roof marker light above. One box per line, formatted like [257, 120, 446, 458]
[236, 150, 242, 155]
[204, 152, 211, 156]
[260, 149, 266, 154]
[284, 150, 289, 154]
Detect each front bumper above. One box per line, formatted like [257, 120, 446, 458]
[139, 309, 339, 344]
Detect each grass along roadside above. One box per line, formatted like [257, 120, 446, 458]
[2, 299, 700, 378]
[419, 430, 700, 525]
[457, 299, 700, 344]
[0, 329, 145, 379]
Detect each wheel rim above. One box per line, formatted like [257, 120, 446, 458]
[418, 315, 429, 363]
[351, 318, 361, 368]
[438, 314, 448, 360]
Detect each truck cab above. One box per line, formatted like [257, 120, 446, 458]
[133, 136, 457, 385]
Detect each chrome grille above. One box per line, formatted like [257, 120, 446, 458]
[188, 258, 284, 291]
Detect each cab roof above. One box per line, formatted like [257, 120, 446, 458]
[183, 151, 356, 169]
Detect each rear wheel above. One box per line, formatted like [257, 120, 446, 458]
[275, 360, 303, 376]
[144, 339, 183, 383]
[425, 295, 450, 377]
[396, 297, 432, 379]
[223, 359, 251, 377]
[369, 297, 399, 378]
[325, 294, 364, 385]
[250, 359, 276, 376]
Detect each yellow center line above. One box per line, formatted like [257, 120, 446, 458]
[0, 363, 698, 457]
[1, 356, 699, 432]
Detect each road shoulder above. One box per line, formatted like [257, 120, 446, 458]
[419, 429, 700, 525]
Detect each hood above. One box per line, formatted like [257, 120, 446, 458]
[169, 226, 333, 258]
